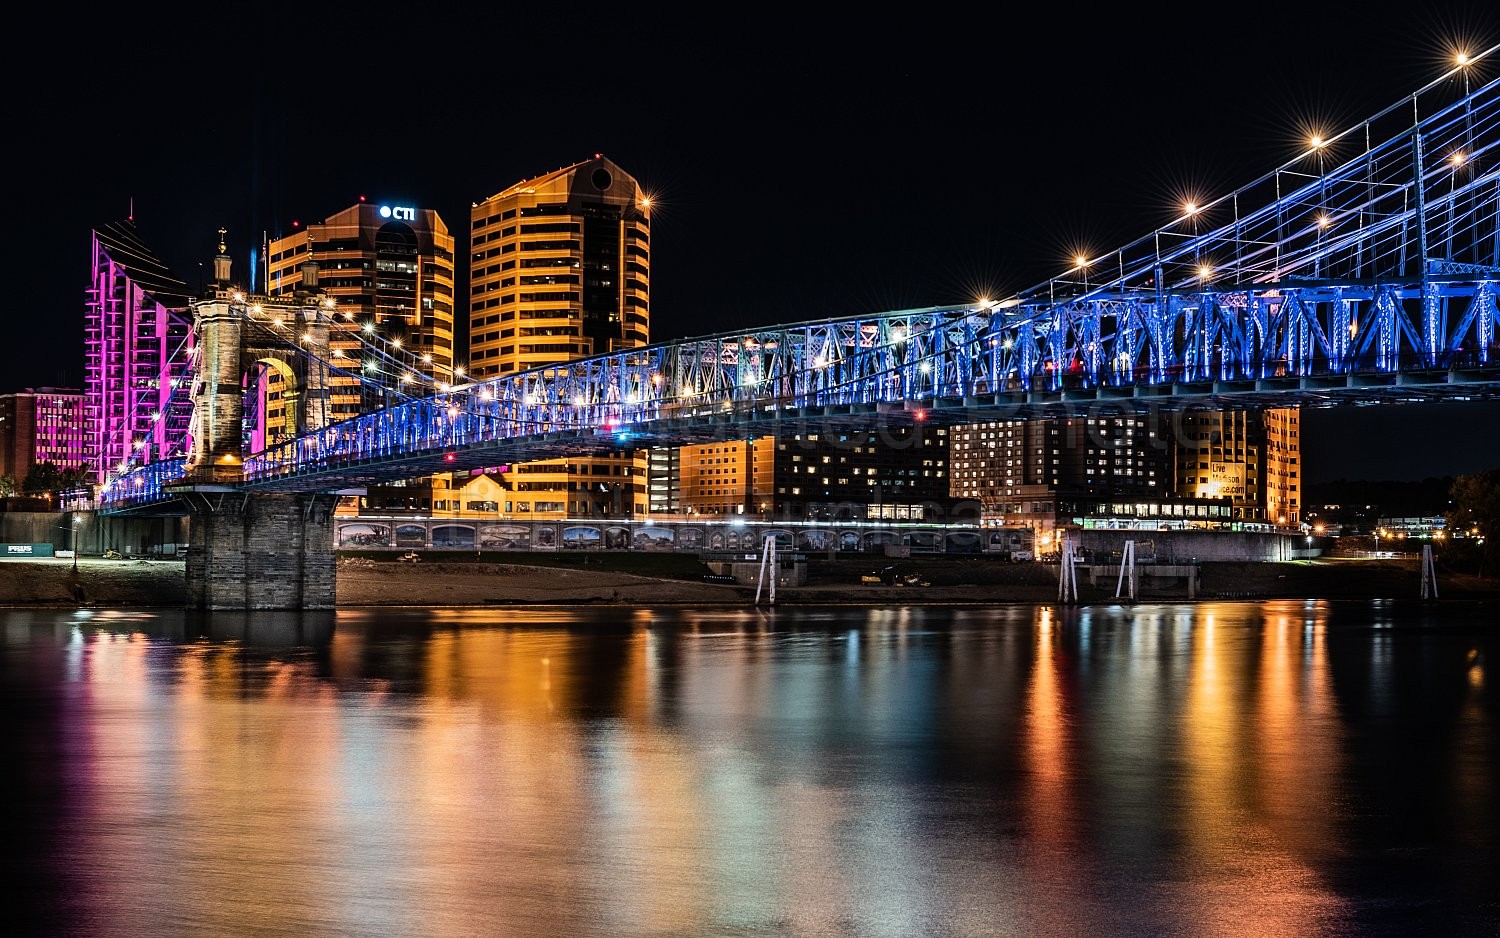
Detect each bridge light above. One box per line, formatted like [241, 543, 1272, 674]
[272, 317, 284, 327]
[233, 292, 245, 302]
[438, 382, 450, 392]
[574, 395, 587, 407]
[454, 366, 465, 377]
[1316, 214, 1332, 229]
[1197, 264, 1213, 280]
[250, 304, 262, 314]
[1308, 134, 1325, 149]
[444, 453, 456, 462]
[1451, 151, 1467, 167]
[1002, 338, 1013, 350]
[919, 361, 932, 374]
[447, 406, 460, 419]
[1183, 201, 1199, 216]
[422, 353, 433, 363]
[479, 389, 493, 402]
[392, 339, 402, 349]
[1074, 254, 1091, 268]
[1456, 51, 1470, 66]
[324, 299, 336, 309]
[302, 332, 313, 343]
[363, 323, 375, 333]
[343, 311, 355, 321]
[914, 409, 927, 421]
[401, 374, 413, 384]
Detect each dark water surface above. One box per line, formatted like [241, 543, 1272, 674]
[1, 600, 1496, 937]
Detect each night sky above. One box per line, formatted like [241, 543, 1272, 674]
[10, 5, 1499, 483]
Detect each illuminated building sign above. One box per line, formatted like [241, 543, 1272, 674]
[379, 205, 417, 221]
[1208, 462, 1246, 498]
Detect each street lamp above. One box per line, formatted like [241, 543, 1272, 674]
[71, 513, 80, 573]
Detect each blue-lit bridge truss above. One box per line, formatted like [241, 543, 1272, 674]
[102, 50, 1500, 510]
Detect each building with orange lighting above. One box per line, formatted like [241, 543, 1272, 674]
[1170, 408, 1301, 524]
[467, 156, 651, 519]
[267, 201, 456, 424]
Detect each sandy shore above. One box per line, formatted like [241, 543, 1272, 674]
[1, 555, 1496, 608]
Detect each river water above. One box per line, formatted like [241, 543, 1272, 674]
[1, 600, 1496, 937]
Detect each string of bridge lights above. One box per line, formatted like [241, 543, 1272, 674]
[1018, 45, 1496, 307]
[109, 44, 1496, 493]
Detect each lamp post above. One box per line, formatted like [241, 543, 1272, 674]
[71, 513, 80, 573]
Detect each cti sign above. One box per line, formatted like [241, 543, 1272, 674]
[379, 205, 417, 221]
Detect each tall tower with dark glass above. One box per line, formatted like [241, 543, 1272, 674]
[469, 156, 652, 520]
[84, 220, 194, 483]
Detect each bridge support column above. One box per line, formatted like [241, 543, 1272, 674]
[184, 493, 338, 609]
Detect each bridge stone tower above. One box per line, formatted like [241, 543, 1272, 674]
[181, 243, 342, 609]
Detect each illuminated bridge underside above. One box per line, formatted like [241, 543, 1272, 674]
[103, 276, 1500, 509]
[101, 61, 1500, 512]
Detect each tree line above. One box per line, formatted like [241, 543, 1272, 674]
[0, 462, 93, 497]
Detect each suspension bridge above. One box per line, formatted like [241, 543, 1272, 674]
[95, 49, 1500, 607]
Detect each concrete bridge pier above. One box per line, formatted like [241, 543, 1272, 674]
[184, 492, 339, 609]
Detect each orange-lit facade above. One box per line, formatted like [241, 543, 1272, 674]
[677, 439, 776, 516]
[468, 156, 651, 519]
[268, 202, 456, 422]
[1171, 408, 1301, 524]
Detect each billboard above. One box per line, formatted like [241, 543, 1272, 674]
[1208, 462, 1246, 498]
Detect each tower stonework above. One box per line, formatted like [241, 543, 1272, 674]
[184, 492, 339, 609]
[178, 287, 340, 609]
[186, 291, 334, 482]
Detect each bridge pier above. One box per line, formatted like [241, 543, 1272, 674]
[184, 493, 339, 609]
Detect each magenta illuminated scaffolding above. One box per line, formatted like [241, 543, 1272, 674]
[84, 221, 194, 483]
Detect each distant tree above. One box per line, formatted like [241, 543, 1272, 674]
[0, 475, 16, 497]
[22, 461, 64, 494]
[59, 466, 94, 490]
[1448, 469, 1500, 577]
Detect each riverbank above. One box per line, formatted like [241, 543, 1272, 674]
[2, 554, 1498, 608]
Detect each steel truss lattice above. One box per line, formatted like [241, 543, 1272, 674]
[101, 52, 1500, 510]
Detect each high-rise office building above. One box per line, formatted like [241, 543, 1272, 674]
[267, 201, 455, 422]
[0, 388, 89, 483]
[950, 407, 1302, 531]
[84, 220, 194, 482]
[1170, 407, 1301, 524]
[950, 414, 1169, 530]
[763, 428, 955, 521]
[468, 156, 652, 519]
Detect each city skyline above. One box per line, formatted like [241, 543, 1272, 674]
[10, 6, 1500, 483]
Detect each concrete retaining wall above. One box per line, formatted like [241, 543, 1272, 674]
[1, 512, 187, 556]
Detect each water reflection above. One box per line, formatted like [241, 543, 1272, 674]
[2, 600, 1496, 936]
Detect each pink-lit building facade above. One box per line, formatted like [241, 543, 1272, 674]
[0, 388, 89, 482]
[84, 220, 194, 482]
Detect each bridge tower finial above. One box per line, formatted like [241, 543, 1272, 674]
[212, 228, 233, 285]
